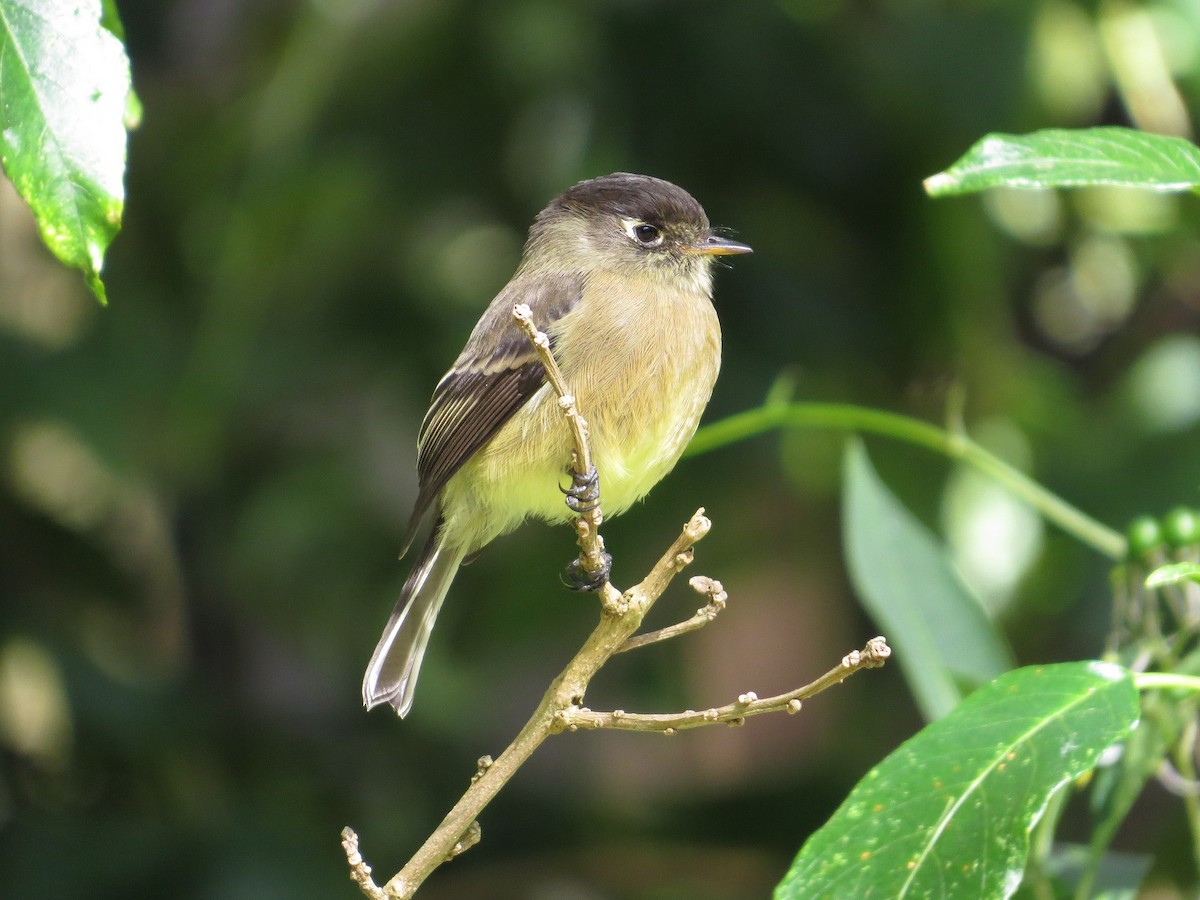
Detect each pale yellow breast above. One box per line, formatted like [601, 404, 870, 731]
[557, 272, 720, 512]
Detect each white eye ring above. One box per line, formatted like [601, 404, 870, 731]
[621, 218, 663, 247]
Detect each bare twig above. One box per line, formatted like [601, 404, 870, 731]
[619, 576, 728, 653]
[342, 827, 386, 900]
[510, 303, 593, 480]
[512, 303, 612, 590]
[566, 637, 891, 733]
[350, 509, 711, 899]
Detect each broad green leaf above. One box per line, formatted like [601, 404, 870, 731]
[0, 0, 134, 304]
[843, 440, 1014, 720]
[1145, 561, 1200, 589]
[924, 127, 1200, 196]
[776, 662, 1140, 900]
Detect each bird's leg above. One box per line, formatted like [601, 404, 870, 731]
[561, 464, 600, 513]
[565, 552, 612, 592]
[560, 464, 610, 590]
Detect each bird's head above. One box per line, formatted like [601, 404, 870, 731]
[523, 173, 751, 289]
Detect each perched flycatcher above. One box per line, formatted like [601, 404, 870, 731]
[363, 173, 751, 716]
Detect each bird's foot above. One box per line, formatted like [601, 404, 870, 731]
[565, 552, 613, 592]
[562, 465, 601, 514]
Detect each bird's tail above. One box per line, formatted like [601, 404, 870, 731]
[362, 524, 465, 716]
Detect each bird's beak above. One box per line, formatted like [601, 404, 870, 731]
[687, 234, 753, 256]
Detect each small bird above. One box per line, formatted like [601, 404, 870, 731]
[363, 173, 751, 716]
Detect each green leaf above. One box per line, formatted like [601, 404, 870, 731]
[924, 127, 1200, 197]
[0, 0, 134, 304]
[843, 439, 1015, 720]
[1145, 561, 1200, 589]
[776, 662, 1140, 900]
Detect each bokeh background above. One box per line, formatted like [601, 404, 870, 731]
[3, 0, 1200, 897]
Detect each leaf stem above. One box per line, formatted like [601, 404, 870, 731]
[1135, 672, 1200, 693]
[687, 402, 1126, 560]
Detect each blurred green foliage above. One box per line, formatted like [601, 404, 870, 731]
[2, 0, 1200, 897]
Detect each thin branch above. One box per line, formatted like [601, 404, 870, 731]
[341, 827, 386, 900]
[510, 303, 593, 480]
[512, 302, 611, 588]
[350, 509, 712, 899]
[619, 576, 728, 653]
[567, 637, 891, 733]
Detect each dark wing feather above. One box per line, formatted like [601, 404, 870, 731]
[411, 359, 546, 520]
[399, 273, 582, 555]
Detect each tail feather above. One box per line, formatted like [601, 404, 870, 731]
[362, 525, 465, 716]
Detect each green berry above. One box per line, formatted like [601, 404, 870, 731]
[1162, 507, 1200, 549]
[1126, 515, 1163, 558]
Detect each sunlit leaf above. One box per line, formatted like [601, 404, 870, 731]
[843, 439, 1014, 720]
[776, 662, 1140, 900]
[925, 127, 1200, 196]
[0, 0, 134, 304]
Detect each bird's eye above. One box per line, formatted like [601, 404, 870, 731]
[631, 223, 661, 245]
[621, 218, 665, 248]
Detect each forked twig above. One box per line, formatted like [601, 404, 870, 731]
[618, 575, 728, 653]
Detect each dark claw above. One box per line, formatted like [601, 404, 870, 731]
[561, 465, 600, 514]
[565, 552, 612, 592]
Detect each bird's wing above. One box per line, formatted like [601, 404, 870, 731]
[400, 273, 582, 555]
